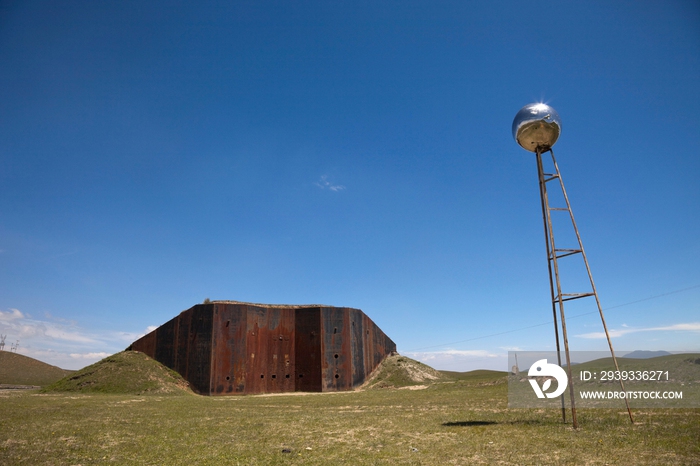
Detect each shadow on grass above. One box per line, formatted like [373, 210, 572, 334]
[442, 421, 497, 427]
[442, 419, 548, 427]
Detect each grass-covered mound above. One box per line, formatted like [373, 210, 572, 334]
[43, 351, 192, 395]
[0, 351, 74, 387]
[362, 354, 448, 389]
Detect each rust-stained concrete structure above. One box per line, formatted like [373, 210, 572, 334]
[127, 301, 396, 395]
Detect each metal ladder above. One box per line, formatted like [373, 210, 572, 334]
[535, 147, 634, 428]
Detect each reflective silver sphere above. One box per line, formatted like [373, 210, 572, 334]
[512, 103, 562, 152]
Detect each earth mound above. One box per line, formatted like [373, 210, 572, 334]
[0, 351, 74, 387]
[362, 354, 447, 389]
[43, 351, 192, 395]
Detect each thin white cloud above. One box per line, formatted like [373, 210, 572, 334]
[43, 311, 78, 326]
[499, 346, 524, 352]
[70, 352, 112, 360]
[1, 314, 99, 344]
[403, 349, 506, 372]
[44, 327, 100, 344]
[0, 308, 146, 369]
[20, 348, 115, 369]
[409, 349, 497, 359]
[0, 308, 25, 321]
[49, 250, 80, 260]
[576, 322, 700, 339]
[315, 175, 345, 192]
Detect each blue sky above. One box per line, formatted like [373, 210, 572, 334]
[1, 1, 698, 371]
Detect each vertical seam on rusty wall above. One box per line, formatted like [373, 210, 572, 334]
[209, 304, 215, 396]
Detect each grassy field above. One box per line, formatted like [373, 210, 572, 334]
[2, 356, 699, 465]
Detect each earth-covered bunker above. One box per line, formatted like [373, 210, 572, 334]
[128, 301, 396, 395]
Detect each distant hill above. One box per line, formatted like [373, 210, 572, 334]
[570, 353, 700, 379]
[440, 369, 508, 383]
[0, 351, 74, 387]
[43, 351, 193, 395]
[623, 350, 672, 359]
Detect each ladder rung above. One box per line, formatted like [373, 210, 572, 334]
[555, 248, 581, 256]
[553, 293, 595, 303]
[549, 249, 582, 260]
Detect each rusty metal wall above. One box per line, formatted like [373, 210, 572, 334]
[183, 305, 213, 395]
[361, 312, 374, 385]
[371, 314, 396, 369]
[154, 316, 178, 370]
[320, 307, 352, 391]
[174, 308, 190, 380]
[355, 311, 396, 388]
[264, 306, 295, 393]
[349, 308, 365, 387]
[211, 303, 247, 394]
[294, 307, 322, 392]
[127, 302, 395, 396]
[129, 305, 213, 394]
[245, 305, 269, 394]
[130, 328, 156, 358]
[245, 306, 295, 393]
[209, 303, 297, 395]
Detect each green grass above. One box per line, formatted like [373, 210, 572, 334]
[440, 369, 508, 383]
[0, 351, 74, 387]
[2, 368, 698, 464]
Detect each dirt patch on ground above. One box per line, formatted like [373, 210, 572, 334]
[399, 384, 428, 390]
